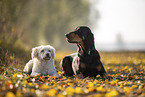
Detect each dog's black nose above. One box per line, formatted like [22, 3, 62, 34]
[46, 53, 50, 57]
[65, 34, 70, 38]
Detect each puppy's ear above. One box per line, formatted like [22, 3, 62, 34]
[31, 47, 38, 59]
[51, 47, 55, 59]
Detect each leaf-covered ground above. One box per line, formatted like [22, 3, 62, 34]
[0, 52, 145, 97]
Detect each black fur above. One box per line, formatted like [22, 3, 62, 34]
[61, 26, 107, 78]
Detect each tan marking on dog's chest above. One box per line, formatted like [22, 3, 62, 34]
[96, 64, 101, 71]
[80, 62, 86, 69]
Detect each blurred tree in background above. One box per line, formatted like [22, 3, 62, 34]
[0, 0, 90, 51]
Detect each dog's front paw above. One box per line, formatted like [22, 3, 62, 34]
[77, 72, 83, 78]
[51, 73, 59, 77]
[31, 72, 41, 76]
[102, 73, 109, 80]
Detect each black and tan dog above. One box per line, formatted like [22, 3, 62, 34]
[61, 26, 108, 79]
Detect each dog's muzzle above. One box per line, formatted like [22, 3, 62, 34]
[65, 33, 77, 43]
[65, 33, 71, 42]
[65, 33, 70, 38]
[43, 53, 51, 60]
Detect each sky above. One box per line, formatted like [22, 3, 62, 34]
[93, 0, 145, 45]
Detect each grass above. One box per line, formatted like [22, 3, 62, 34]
[0, 44, 145, 97]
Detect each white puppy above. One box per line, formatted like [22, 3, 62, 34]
[23, 45, 58, 76]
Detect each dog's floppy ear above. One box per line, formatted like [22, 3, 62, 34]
[51, 47, 55, 59]
[85, 32, 94, 55]
[81, 26, 95, 55]
[31, 47, 38, 59]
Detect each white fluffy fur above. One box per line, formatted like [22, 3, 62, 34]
[23, 45, 58, 76]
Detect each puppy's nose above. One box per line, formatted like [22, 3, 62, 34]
[46, 53, 50, 57]
[65, 33, 70, 38]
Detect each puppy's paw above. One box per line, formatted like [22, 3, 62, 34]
[31, 72, 41, 76]
[52, 73, 59, 77]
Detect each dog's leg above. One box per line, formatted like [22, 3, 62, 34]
[99, 62, 109, 79]
[61, 56, 74, 76]
[51, 72, 59, 77]
[23, 60, 33, 74]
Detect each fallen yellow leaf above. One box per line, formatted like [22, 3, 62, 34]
[39, 84, 49, 90]
[5, 92, 15, 97]
[47, 89, 57, 96]
[12, 73, 19, 78]
[131, 85, 138, 89]
[110, 80, 117, 86]
[87, 82, 94, 87]
[65, 87, 75, 95]
[22, 80, 28, 85]
[57, 94, 66, 97]
[16, 89, 23, 97]
[74, 87, 83, 94]
[96, 86, 106, 92]
[124, 87, 132, 95]
[105, 90, 118, 97]
[88, 87, 95, 92]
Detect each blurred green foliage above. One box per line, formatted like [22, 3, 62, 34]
[0, 0, 90, 51]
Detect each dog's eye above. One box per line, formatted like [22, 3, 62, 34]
[75, 27, 80, 30]
[48, 50, 51, 52]
[41, 50, 44, 53]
